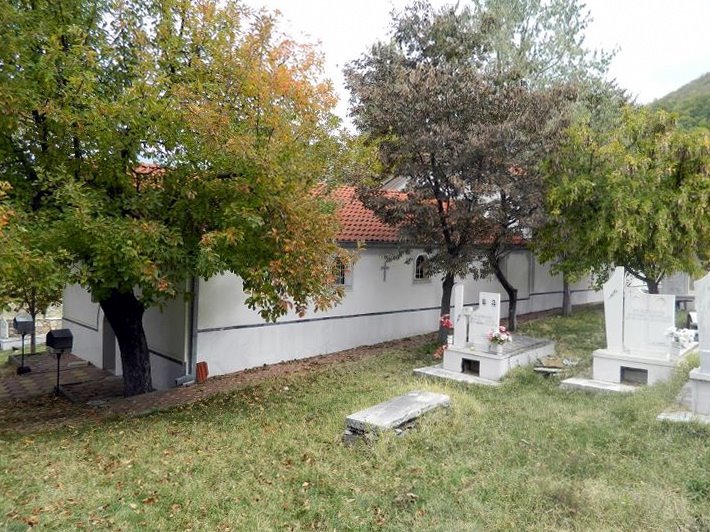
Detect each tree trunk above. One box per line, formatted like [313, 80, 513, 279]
[491, 257, 518, 331]
[30, 316, 37, 353]
[99, 289, 153, 396]
[438, 272, 455, 343]
[646, 279, 660, 294]
[29, 297, 37, 353]
[562, 275, 572, 317]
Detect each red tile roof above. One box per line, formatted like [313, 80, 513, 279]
[332, 186, 400, 243]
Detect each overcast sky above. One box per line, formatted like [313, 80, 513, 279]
[243, 0, 710, 122]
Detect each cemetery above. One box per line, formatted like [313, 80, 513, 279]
[562, 268, 699, 394]
[60, 186, 602, 390]
[0, 0, 709, 528]
[2, 304, 709, 530]
[415, 286, 555, 385]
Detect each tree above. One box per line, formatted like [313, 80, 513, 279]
[537, 106, 710, 293]
[533, 84, 628, 316]
[345, 0, 608, 335]
[0, 0, 345, 396]
[0, 214, 68, 352]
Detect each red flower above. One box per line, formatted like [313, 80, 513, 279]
[439, 314, 453, 330]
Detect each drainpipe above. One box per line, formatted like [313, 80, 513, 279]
[175, 276, 199, 386]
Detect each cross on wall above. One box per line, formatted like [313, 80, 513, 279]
[381, 260, 390, 282]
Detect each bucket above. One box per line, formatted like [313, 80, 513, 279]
[195, 361, 209, 384]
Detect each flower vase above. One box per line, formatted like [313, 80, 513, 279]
[490, 343, 503, 355]
[447, 334, 454, 346]
[669, 341, 683, 357]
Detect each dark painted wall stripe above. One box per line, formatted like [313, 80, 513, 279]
[149, 349, 184, 365]
[62, 316, 99, 332]
[197, 288, 598, 334]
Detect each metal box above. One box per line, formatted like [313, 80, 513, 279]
[12, 314, 34, 336]
[46, 329, 73, 352]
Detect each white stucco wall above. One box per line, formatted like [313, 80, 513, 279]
[62, 247, 603, 386]
[62, 284, 185, 389]
[195, 248, 602, 377]
[62, 284, 103, 369]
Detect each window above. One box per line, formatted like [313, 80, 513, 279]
[334, 258, 353, 287]
[414, 254, 430, 282]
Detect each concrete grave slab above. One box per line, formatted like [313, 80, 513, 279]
[442, 335, 555, 381]
[413, 364, 502, 387]
[560, 377, 638, 394]
[657, 382, 710, 425]
[345, 390, 450, 434]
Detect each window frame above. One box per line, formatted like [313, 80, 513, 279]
[334, 257, 353, 288]
[413, 254, 431, 283]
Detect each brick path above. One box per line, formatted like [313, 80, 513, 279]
[0, 353, 122, 402]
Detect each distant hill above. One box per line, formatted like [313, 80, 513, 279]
[650, 72, 710, 130]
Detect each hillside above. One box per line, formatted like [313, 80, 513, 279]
[651, 72, 710, 130]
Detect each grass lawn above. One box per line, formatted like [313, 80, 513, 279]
[1, 306, 708, 530]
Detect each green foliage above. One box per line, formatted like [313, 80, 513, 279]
[651, 72, 710, 131]
[536, 106, 710, 291]
[0, 0, 343, 318]
[0, 0, 347, 392]
[345, 0, 611, 329]
[0, 212, 68, 315]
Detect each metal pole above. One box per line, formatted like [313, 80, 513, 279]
[55, 352, 62, 396]
[17, 333, 31, 375]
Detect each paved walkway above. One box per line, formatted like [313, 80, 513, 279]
[0, 353, 122, 402]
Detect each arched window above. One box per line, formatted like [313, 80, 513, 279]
[414, 254, 430, 281]
[334, 257, 352, 287]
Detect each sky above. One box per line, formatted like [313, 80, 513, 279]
[242, 0, 710, 123]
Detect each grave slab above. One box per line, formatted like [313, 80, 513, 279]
[413, 365, 502, 387]
[560, 377, 638, 394]
[657, 382, 710, 425]
[345, 390, 450, 433]
[656, 411, 710, 425]
[443, 335, 555, 381]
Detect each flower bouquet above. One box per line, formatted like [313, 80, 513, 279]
[439, 314, 454, 331]
[487, 325, 512, 345]
[665, 327, 696, 348]
[440, 314, 454, 346]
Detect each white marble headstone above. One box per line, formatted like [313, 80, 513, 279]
[452, 284, 466, 347]
[695, 273, 710, 373]
[603, 267, 625, 351]
[469, 292, 501, 348]
[623, 287, 675, 356]
[0, 318, 8, 339]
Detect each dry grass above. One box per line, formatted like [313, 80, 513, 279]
[0, 306, 708, 530]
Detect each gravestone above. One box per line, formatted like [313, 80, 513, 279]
[603, 267, 624, 351]
[694, 273, 710, 374]
[468, 292, 501, 349]
[623, 287, 675, 356]
[0, 318, 8, 340]
[430, 285, 554, 383]
[452, 284, 466, 347]
[566, 267, 689, 391]
[689, 273, 710, 417]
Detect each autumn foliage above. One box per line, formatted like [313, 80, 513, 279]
[0, 0, 344, 395]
